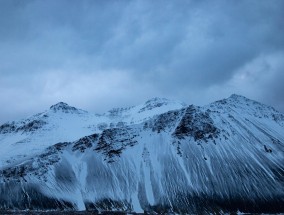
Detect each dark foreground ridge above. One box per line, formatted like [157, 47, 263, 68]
[0, 211, 144, 215]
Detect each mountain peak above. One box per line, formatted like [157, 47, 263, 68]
[138, 97, 186, 113]
[145, 97, 170, 105]
[228, 94, 249, 101]
[50, 102, 69, 108]
[210, 94, 254, 107]
[50, 102, 85, 114]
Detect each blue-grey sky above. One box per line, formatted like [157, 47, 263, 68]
[0, 0, 284, 123]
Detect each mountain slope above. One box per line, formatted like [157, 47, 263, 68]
[0, 95, 283, 213]
[0, 98, 185, 169]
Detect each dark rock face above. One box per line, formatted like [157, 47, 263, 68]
[0, 119, 47, 134]
[72, 134, 99, 152]
[173, 105, 219, 141]
[149, 109, 184, 133]
[95, 127, 138, 162]
[0, 122, 17, 134]
[17, 120, 47, 133]
[107, 107, 133, 118]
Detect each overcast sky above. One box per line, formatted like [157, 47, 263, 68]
[0, 0, 284, 123]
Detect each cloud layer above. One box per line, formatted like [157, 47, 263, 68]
[0, 0, 284, 123]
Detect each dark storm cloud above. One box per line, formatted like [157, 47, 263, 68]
[0, 0, 284, 123]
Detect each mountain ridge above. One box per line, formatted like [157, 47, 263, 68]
[0, 94, 283, 213]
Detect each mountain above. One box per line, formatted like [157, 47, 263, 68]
[0, 95, 283, 214]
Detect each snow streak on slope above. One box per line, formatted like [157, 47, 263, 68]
[0, 95, 283, 214]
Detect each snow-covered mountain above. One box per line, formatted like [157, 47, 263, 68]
[0, 95, 283, 213]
